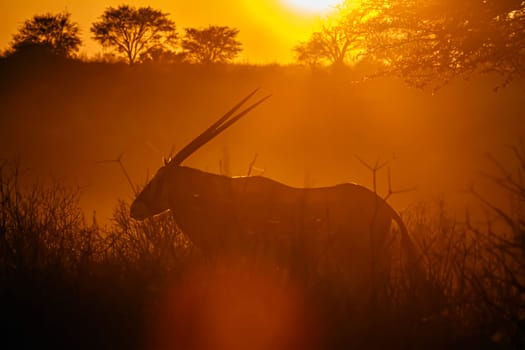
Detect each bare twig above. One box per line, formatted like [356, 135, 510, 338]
[384, 166, 417, 201]
[96, 153, 137, 194]
[354, 154, 388, 194]
[246, 153, 258, 177]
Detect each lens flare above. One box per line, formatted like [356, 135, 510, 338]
[148, 261, 321, 350]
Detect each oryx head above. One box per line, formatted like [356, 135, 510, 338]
[130, 89, 271, 220]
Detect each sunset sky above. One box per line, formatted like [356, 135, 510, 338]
[0, 0, 343, 63]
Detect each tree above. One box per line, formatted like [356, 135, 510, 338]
[294, 5, 370, 67]
[294, 26, 348, 66]
[9, 12, 81, 58]
[337, 0, 525, 89]
[181, 25, 242, 64]
[91, 5, 177, 65]
[299, 0, 525, 88]
[294, 24, 359, 66]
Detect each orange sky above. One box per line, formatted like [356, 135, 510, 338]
[0, 0, 339, 63]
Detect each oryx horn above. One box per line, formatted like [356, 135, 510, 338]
[168, 89, 271, 166]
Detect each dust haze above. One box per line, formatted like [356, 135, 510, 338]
[2, 60, 523, 221]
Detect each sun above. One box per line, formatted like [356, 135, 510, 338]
[281, 0, 343, 14]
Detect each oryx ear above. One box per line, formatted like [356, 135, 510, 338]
[163, 157, 169, 166]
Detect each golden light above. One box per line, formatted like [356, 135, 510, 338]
[148, 261, 321, 350]
[281, 0, 343, 14]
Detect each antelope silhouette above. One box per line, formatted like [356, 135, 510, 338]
[130, 89, 418, 280]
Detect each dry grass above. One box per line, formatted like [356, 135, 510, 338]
[1, 150, 524, 350]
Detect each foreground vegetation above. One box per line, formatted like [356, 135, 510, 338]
[0, 145, 524, 349]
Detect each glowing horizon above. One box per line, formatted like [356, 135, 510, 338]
[0, 0, 337, 63]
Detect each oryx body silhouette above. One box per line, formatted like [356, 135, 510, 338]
[130, 90, 416, 282]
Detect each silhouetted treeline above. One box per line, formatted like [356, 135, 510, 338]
[2, 6, 243, 65]
[5, 0, 524, 89]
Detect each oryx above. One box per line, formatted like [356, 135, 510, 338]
[130, 89, 418, 283]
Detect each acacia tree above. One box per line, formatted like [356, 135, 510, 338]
[294, 5, 370, 67]
[9, 11, 81, 58]
[181, 25, 242, 64]
[91, 5, 177, 65]
[294, 26, 348, 66]
[334, 0, 525, 89]
[294, 24, 358, 66]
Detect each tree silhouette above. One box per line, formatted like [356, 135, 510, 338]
[353, 0, 525, 88]
[181, 25, 242, 64]
[9, 12, 81, 58]
[91, 5, 177, 65]
[294, 5, 370, 67]
[375, 0, 525, 89]
[294, 27, 344, 66]
[294, 24, 354, 66]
